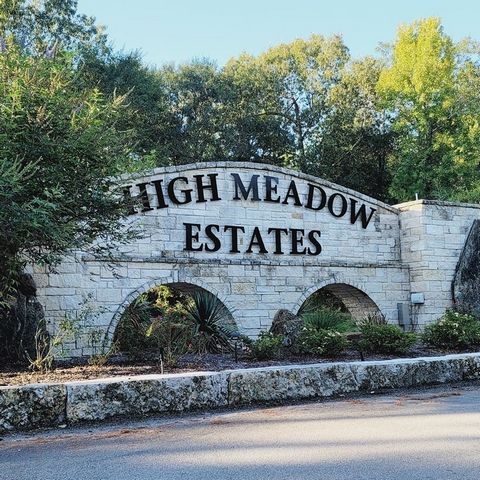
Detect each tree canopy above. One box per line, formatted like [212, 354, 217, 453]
[378, 18, 480, 201]
[1, 2, 480, 303]
[0, 0, 136, 303]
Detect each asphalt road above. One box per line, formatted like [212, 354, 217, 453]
[2, 383, 480, 480]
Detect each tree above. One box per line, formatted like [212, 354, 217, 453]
[158, 59, 227, 164]
[221, 53, 292, 165]
[81, 50, 174, 167]
[378, 17, 480, 202]
[223, 36, 394, 198]
[225, 35, 350, 171]
[0, 42, 135, 305]
[0, 0, 107, 57]
[312, 57, 394, 200]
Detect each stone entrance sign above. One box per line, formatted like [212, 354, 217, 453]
[31, 162, 480, 357]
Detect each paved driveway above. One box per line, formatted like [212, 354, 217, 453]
[2, 383, 480, 480]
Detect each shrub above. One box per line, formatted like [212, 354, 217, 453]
[114, 295, 158, 356]
[422, 310, 480, 350]
[249, 332, 284, 360]
[301, 307, 357, 333]
[114, 287, 192, 362]
[356, 312, 388, 327]
[185, 291, 237, 354]
[296, 327, 348, 357]
[359, 324, 416, 355]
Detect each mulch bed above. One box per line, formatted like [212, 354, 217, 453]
[0, 344, 458, 387]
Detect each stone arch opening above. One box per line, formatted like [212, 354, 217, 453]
[297, 283, 382, 320]
[106, 281, 237, 354]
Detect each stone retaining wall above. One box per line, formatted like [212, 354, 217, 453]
[2, 353, 480, 433]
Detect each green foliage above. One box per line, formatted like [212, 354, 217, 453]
[185, 291, 237, 354]
[27, 316, 79, 372]
[115, 287, 237, 359]
[301, 307, 357, 333]
[378, 18, 480, 202]
[422, 309, 480, 351]
[144, 287, 192, 364]
[0, 41, 137, 304]
[298, 289, 348, 316]
[359, 324, 416, 355]
[296, 327, 348, 357]
[249, 332, 284, 360]
[0, 0, 107, 57]
[114, 295, 155, 356]
[295, 306, 351, 356]
[115, 287, 192, 363]
[357, 312, 388, 327]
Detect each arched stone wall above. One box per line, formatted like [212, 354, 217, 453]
[292, 273, 386, 316]
[295, 282, 382, 319]
[32, 161, 480, 358]
[105, 277, 238, 346]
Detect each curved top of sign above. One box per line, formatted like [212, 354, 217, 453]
[119, 161, 398, 214]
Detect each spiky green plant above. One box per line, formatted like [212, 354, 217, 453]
[302, 307, 357, 333]
[185, 291, 237, 354]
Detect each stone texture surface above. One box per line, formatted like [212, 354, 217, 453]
[270, 309, 303, 345]
[452, 219, 480, 315]
[397, 200, 480, 327]
[0, 383, 66, 432]
[27, 163, 480, 356]
[227, 354, 480, 405]
[2, 354, 480, 433]
[31, 162, 411, 356]
[66, 372, 229, 423]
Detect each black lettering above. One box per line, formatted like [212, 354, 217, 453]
[327, 193, 348, 218]
[205, 224, 221, 252]
[152, 179, 168, 209]
[137, 182, 154, 212]
[268, 227, 289, 254]
[265, 176, 280, 203]
[194, 174, 221, 203]
[306, 184, 327, 211]
[168, 177, 192, 205]
[282, 180, 302, 206]
[123, 185, 137, 215]
[231, 173, 260, 201]
[183, 223, 203, 251]
[350, 199, 376, 229]
[246, 227, 268, 254]
[307, 230, 322, 255]
[290, 228, 307, 254]
[224, 225, 245, 253]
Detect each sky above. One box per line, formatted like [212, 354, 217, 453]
[77, 0, 480, 67]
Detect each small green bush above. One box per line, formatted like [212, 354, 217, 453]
[301, 307, 357, 333]
[359, 324, 416, 355]
[422, 310, 480, 350]
[249, 332, 284, 360]
[296, 327, 348, 357]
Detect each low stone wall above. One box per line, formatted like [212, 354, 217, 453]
[2, 353, 480, 433]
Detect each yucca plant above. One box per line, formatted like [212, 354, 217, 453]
[185, 291, 237, 354]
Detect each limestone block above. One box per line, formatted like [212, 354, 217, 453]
[228, 364, 361, 405]
[0, 383, 66, 433]
[66, 372, 229, 422]
[453, 220, 480, 314]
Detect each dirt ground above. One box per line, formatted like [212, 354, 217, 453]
[0, 344, 457, 387]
